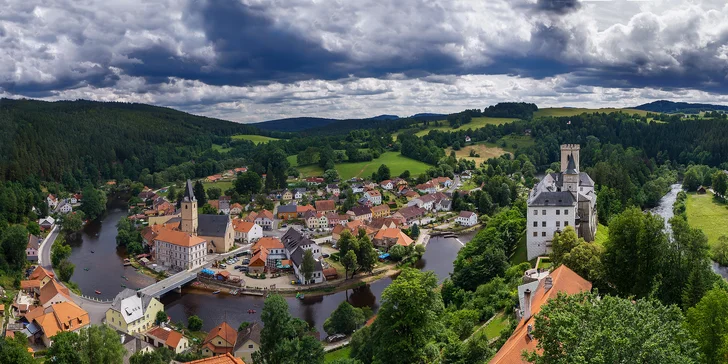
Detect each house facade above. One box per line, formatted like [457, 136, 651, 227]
[233, 323, 261, 364]
[146, 326, 189, 353]
[371, 204, 391, 218]
[202, 322, 237, 357]
[526, 144, 597, 260]
[26, 234, 41, 262]
[456, 211, 478, 227]
[232, 219, 263, 243]
[364, 190, 382, 205]
[105, 289, 164, 335]
[154, 230, 207, 271]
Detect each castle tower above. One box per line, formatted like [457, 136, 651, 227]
[560, 144, 580, 173]
[563, 154, 579, 197]
[180, 179, 198, 234]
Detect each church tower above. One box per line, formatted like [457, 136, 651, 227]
[181, 179, 198, 234]
[560, 144, 580, 173]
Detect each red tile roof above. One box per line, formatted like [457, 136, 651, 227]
[187, 353, 245, 364]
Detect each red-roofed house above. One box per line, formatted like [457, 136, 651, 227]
[202, 322, 237, 357]
[489, 265, 592, 364]
[373, 228, 414, 249]
[146, 326, 190, 353]
[232, 219, 263, 243]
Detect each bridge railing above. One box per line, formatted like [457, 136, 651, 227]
[77, 295, 113, 303]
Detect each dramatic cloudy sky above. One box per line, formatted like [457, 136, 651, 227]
[2, 0, 728, 123]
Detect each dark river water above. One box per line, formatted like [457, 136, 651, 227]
[66, 203, 155, 300]
[65, 203, 476, 334]
[160, 232, 475, 334]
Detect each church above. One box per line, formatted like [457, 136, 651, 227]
[526, 144, 597, 260]
[180, 180, 235, 254]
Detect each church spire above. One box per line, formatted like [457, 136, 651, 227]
[183, 179, 196, 202]
[565, 154, 578, 175]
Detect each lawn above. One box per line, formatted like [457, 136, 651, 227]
[446, 143, 510, 165]
[534, 107, 649, 118]
[510, 233, 529, 266]
[201, 180, 234, 193]
[414, 117, 519, 137]
[484, 312, 510, 339]
[686, 192, 728, 247]
[231, 135, 280, 144]
[325, 346, 351, 363]
[594, 223, 609, 245]
[292, 152, 432, 180]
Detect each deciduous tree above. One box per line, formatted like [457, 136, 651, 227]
[323, 301, 366, 335]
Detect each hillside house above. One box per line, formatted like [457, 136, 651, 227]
[456, 211, 478, 227]
[26, 235, 41, 262]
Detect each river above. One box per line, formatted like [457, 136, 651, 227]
[160, 232, 475, 334]
[66, 204, 156, 300]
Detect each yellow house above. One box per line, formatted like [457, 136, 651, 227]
[282, 190, 293, 201]
[233, 322, 261, 364]
[202, 322, 237, 357]
[371, 204, 391, 219]
[106, 289, 164, 334]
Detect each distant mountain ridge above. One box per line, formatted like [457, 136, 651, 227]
[634, 100, 728, 113]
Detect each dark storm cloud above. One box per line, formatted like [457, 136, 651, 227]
[535, 0, 581, 15]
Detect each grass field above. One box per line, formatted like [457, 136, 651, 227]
[414, 117, 519, 137]
[446, 143, 510, 165]
[686, 192, 728, 247]
[201, 180, 234, 193]
[324, 346, 351, 363]
[231, 135, 280, 144]
[291, 152, 431, 180]
[594, 223, 609, 245]
[212, 144, 232, 153]
[484, 312, 510, 339]
[534, 107, 649, 118]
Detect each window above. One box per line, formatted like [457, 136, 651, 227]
[533, 232, 537, 237]
[533, 209, 538, 215]
[556, 221, 561, 227]
[541, 221, 546, 227]
[542, 209, 546, 215]
[249, 344, 254, 348]
[542, 232, 546, 236]
[565, 209, 569, 215]
[565, 221, 569, 226]
[556, 210, 560, 215]
[533, 221, 537, 227]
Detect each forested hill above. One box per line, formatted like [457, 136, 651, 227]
[634, 100, 728, 114]
[0, 99, 260, 183]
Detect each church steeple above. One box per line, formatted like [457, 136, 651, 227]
[181, 179, 198, 234]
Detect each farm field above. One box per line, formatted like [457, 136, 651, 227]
[414, 117, 518, 137]
[231, 134, 280, 144]
[291, 152, 431, 180]
[534, 107, 649, 117]
[446, 143, 510, 165]
[201, 180, 234, 193]
[686, 191, 728, 247]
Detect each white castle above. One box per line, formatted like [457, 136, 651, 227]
[526, 144, 597, 260]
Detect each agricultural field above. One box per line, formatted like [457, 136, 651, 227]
[414, 117, 518, 137]
[446, 143, 510, 165]
[686, 192, 728, 247]
[231, 134, 280, 144]
[201, 180, 234, 193]
[291, 152, 431, 180]
[534, 107, 649, 118]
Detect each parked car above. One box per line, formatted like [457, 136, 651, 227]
[322, 253, 330, 258]
[326, 334, 346, 343]
[242, 259, 251, 265]
[219, 264, 227, 268]
[234, 265, 243, 269]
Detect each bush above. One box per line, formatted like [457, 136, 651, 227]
[188, 315, 203, 331]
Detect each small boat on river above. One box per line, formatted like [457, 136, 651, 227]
[95, 290, 101, 295]
[212, 290, 220, 295]
[84, 268, 89, 271]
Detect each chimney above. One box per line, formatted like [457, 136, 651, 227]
[523, 289, 532, 320]
[527, 324, 534, 340]
[544, 276, 553, 291]
[136, 291, 142, 298]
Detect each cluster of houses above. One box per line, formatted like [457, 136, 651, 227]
[46, 193, 81, 215]
[247, 229, 335, 284]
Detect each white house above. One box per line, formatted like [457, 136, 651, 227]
[154, 230, 207, 271]
[326, 184, 340, 195]
[456, 211, 478, 227]
[364, 190, 382, 206]
[57, 202, 72, 214]
[380, 180, 394, 190]
[47, 194, 58, 209]
[526, 144, 597, 260]
[294, 188, 307, 200]
[282, 229, 325, 285]
[351, 184, 365, 193]
[232, 219, 263, 243]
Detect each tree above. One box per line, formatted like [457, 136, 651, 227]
[324, 169, 339, 183]
[714, 236, 728, 266]
[388, 244, 406, 261]
[683, 168, 702, 191]
[376, 164, 391, 182]
[399, 170, 410, 179]
[350, 325, 374, 364]
[238, 321, 251, 331]
[201, 204, 218, 215]
[167, 185, 177, 202]
[1, 225, 29, 271]
[302, 249, 316, 283]
[337, 231, 357, 257]
[155, 310, 168, 324]
[549, 227, 581, 267]
[235, 172, 262, 196]
[130, 347, 175, 364]
[409, 224, 420, 239]
[713, 170, 728, 197]
[367, 269, 444, 364]
[686, 286, 728, 363]
[193, 181, 207, 206]
[27, 221, 40, 236]
[561, 242, 605, 289]
[52, 241, 72, 267]
[61, 211, 84, 238]
[323, 301, 366, 335]
[525, 292, 699, 363]
[341, 250, 358, 280]
[80, 185, 106, 221]
[188, 315, 203, 331]
[355, 236, 378, 275]
[452, 227, 509, 291]
[602, 208, 668, 298]
[57, 259, 75, 282]
[254, 294, 324, 364]
[206, 187, 222, 200]
[0, 333, 35, 364]
[49, 325, 126, 364]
